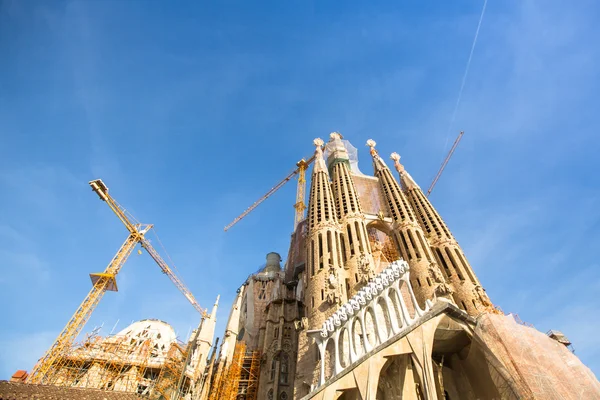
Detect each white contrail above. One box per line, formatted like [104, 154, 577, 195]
[440, 0, 488, 156]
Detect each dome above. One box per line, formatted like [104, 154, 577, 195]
[113, 319, 177, 356]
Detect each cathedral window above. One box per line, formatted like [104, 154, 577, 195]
[270, 359, 276, 381]
[327, 231, 333, 265]
[426, 277, 432, 286]
[355, 273, 358, 283]
[472, 299, 478, 309]
[399, 231, 411, 260]
[274, 327, 279, 339]
[318, 233, 324, 270]
[347, 225, 354, 255]
[280, 392, 288, 400]
[280, 354, 289, 384]
[311, 297, 314, 309]
[310, 240, 315, 276]
[417, 231, 432, 262]
[283, 326, 291, 338]
[340, 234, 347, 263]
[321, 289, 324, 300]
[435, 248, 452, 277]
[355, 221, 364, 254]
[407, 230, 421, 259]
[461, 301, 468, 311]
[416, 278, 422, 287]
[445, 247, 464, 280]
[268, 389, 274, 400]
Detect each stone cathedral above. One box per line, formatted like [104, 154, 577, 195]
[201, 133, 600, 400]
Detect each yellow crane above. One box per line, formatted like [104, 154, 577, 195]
[27, 179, 206, 384]
[224, 132, 465, 231]
[223, 154, 315, 232]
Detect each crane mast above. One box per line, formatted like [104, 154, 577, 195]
[27, 179, 205, 384]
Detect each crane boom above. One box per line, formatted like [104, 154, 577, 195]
[27, 233, 140, 384]
[141, 237, 206, 317]
[89, 179, 206, 315]
[426, 131, 464, 197]
[224, 154, 316, 232]
[27, 179, 206, 384]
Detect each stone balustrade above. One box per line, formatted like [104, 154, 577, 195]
[308, 259, 433, 388]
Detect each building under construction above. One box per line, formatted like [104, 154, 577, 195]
[2, 133, 600, 399]
[200, 134, 600, 400]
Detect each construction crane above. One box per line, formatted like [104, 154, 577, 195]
[426, 131, 464, 197]
[224, 154, 316, 232]
[27, 179, 206, 384]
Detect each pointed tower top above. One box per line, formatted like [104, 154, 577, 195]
[313, 138, 327, 173]
[330, 132, 343, 140]
[211, 295, 220, 319]
[390, 153, 419, 190]
[367, 139, 388, 171]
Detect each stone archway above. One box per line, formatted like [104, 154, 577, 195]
[430, 315, 509, 400]
[376, 355, 422, 400]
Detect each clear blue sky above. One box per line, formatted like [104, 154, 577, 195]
[1, 0, 599, 379]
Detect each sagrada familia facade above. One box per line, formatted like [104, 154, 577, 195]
[5, 133, 598, 400]
[198, 133, 600, 400]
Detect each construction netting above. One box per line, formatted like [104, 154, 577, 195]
[474, 313, 600, 400]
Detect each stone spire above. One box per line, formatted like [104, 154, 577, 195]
[391, 153, 492, 315]
[295, 137, 347, 394]
[189, 295, 219, 387]
[305, 137, 346, 322]
[367, 141, 451, 307]
[327, 133, 373, 297]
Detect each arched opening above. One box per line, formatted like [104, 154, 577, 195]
[364, 307, 378, 347]
[375, 297, 392, 341]
[387, 287, 405, 330]
[338, 327, 351, 368]
[430, 315, 512, 400]
[351, 318, 364, 358]
[376, 355, 422, 400]
[324, 338, 336, 381]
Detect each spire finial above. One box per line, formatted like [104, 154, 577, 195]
[329, 132, 343, 140]
[390, 152, 404, 173]
[366, 139, 377, 156]
[313, 138, 327, 173]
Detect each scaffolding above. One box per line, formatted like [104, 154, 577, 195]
[32, 325, 191, 398]
[238, 349, 261, 400]
[208, 342, 261, 400]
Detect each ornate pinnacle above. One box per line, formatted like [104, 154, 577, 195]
[313, 138, 324, 147]
[366, 139, 377, 156]
[330, 132, 342, 140]
[390, 152, 404, 173]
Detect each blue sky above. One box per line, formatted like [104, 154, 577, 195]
[1, 0, 599, 380]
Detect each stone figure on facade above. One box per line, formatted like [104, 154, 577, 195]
[473, 285, 491, 307]
[428, 263, 453, 296]
[357, 252, 375, 284]
[325, 266, 340, 305]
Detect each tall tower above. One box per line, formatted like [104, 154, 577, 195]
[304, 137, 346, 323]
[391, 153, 492, 315]
[295, 138, 346, 396]
[326, 133, 373, 296]
[190, 295, 219, 385]
[366, 140, 451, 307]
